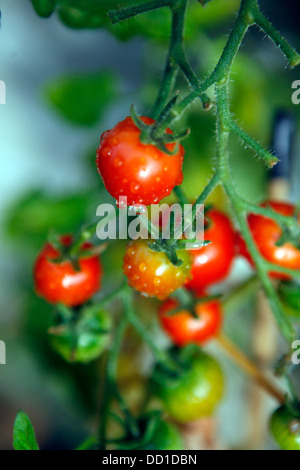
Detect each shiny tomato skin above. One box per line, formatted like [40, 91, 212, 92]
[34, 236, 102, 307]
[123, 239, 191, 300]
[237, 201, 300, 279]
[96, 116, 184, 206]
[154, 350, 224, 423]
[185, 208, 235, 291]
[270, 406, 300, 450]
[159, 296, 222, 346]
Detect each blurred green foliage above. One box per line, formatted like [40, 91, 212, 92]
[5, 190, 96, 254]
[31, 0, 240, 41]
[44, 71, 118, 126]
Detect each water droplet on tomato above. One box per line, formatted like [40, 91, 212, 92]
[102, 146, 111, 157]
[113, 157, 123, 167]
[100, 130, 110, 143]
[153, 277, 161, 286]
[130, 182, 140, 194]
[139, 262, 147, 272]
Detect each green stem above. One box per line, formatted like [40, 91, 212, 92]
[173, 185, 190, 205]
[230, 120, 278, 168]
[253, 4, 300, 67]
[216, 83, 295, 343]
[109, 0, 170, 24]
[122, 288, 173, 367]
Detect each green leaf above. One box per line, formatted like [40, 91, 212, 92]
[13, 412, 39, 450]
[31, 0, 56, 18]
[44, 71, 118, 126]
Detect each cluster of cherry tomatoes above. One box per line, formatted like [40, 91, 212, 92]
[33, 116, 300, 449]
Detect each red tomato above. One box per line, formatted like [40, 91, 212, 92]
[159, 296, 222, 346]
[96, 116, 184, 206]
[123, 239, 191, 300]
[34, 235, 102, 307]
[185, 208, 235, 291]
[236, 201, 300, 279]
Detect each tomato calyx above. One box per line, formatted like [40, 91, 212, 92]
[152, 344, 203, 388]
[49, 303, 111, 363]
[167, 288, 222, 319]
[275, 226, 300, 250]
[112, 411, 162, 450]
[47, 231, 103, 270]
[110, 410, 183, 450]
[148, 238, 209, 267]
[130, 104, 190, 156]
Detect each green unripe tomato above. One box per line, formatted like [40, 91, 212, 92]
[153, 348, 224, 423]
[50, 306, 111, 363]
[270, 406, 300, 450]
[31, 0, 56, 18]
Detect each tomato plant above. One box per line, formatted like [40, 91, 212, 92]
[10, 0, 300, 452]
[185, 208, 235, 291]
[237, 201, 300, 279]
[34, 235, 102, 307]
[49, 305, 111, 363]
[159, 295, 222, 346]
[123, 239, 191, 300]
[96, 116, 184, 206]
[152, 347, 224, 423]
[270, 406, 300, 450]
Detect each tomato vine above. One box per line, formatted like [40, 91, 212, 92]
[25, 0, 300, 451]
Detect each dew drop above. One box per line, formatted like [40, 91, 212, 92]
[153, 277, 161, 286]
[102, 146, 112, 157]
[130, 182, 140, 194]
[113, 157, 123, 167]
[139, 262, 147, 272]
[156, 177, 161, 183]
[163, 165, 168, 172]
[100, 130, 110, 143]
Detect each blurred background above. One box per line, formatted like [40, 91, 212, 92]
[0, 0, 300, 450]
